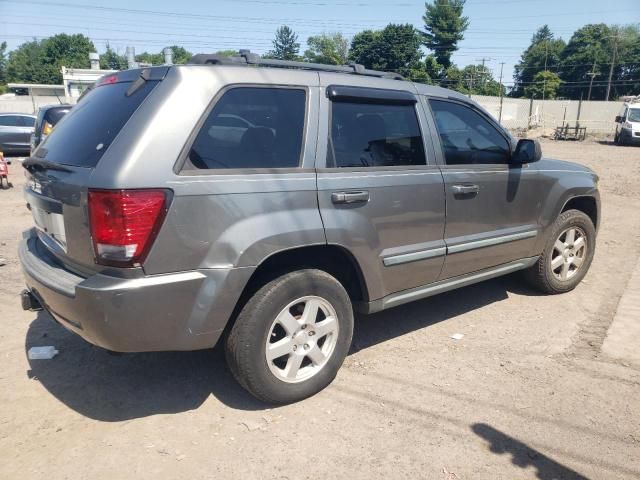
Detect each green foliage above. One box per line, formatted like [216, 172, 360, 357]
[513, 25, 565, 97]
[168, 45, 192, 64]
[265, 25, 301, 60]
[422, 0, 469, 69]
[350, 24, 423, 77]
[304, 33, 349, 65]
[558, 23, 612, 99]
[215, 50, 238, 57]
[7, 34, 95, 84]
[135, 51, 163, 65]
[0, 41, 7, 86]
[99, 44, 127, 70]
[524, 70, 562, 99]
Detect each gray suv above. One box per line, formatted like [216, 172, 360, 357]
[19, 52, 599, 403]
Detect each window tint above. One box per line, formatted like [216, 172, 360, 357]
[0, 115, 23, 127]
[187, 88, 306, 170]
[430, 99, 510, 165]
[36, 80, 159, 167]
[329, 102, 426, 168]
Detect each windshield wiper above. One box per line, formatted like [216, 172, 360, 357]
[22, 157, 72, 173]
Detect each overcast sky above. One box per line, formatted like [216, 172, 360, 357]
[1, 0, 638, 84]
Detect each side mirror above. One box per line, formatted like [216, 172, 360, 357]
[512, 139, 542, 164]
[615, 115, 623, 123]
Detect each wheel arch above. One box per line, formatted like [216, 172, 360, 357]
[561, 195, 599, 230]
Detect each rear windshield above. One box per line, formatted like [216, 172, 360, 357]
[36, 80, 158, 168]
[44, 108, 71, 126]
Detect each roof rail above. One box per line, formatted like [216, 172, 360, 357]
[187, 49, 405, 81]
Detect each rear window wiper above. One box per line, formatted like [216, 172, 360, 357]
[22, 157, 72, 173]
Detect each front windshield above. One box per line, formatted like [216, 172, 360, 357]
[628, 109, 640, 122]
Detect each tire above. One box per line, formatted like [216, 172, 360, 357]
[225, 269, 354, 404]
[1, 177, 8, 190]
[525, 209, 596, 294]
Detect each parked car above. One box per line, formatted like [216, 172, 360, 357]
[31, 104, 72, 153]
[18, 53, 600, 404]
[614, 101, 640, 145]
[0, 113, 35, 155]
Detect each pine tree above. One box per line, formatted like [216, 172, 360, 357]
[422, 0, 469, 69]
[266, 26, 300, 61]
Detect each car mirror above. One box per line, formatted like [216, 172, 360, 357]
[615, 115, 623, 123]
[512, 139, 541, 164]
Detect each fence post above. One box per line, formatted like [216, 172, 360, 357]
[527, 98, 534, 130]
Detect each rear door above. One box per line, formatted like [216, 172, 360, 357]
[24, 70, 166, 274]
[425, 97, 541, 279]
[316, 75, 446, 301]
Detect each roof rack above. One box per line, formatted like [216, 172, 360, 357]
[187, 49, 405, 81]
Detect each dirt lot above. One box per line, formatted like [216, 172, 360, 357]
[1, 140, 639, 480]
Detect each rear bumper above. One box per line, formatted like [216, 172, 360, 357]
[19, 232, 253, 352]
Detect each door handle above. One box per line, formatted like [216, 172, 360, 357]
[452, 184, 479, 196]
[331, 191, 370, 204]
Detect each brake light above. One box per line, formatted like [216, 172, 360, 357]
[88, 189, 170, 267]
[96, 74, 118, 87]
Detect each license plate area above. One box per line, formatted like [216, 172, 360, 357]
[32, 206, 67, 253]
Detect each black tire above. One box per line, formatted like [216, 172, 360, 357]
[1, 177, 8, 190]
[525, 209, 596, 294]
[225, 269, 354, 404]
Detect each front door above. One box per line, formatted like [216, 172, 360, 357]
[426, 97, 542, 279]
[316, 78, 446, 301]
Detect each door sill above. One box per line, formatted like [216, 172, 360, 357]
[356, 256, 539, 314]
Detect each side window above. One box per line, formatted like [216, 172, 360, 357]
[0, 115, 22, 127]
[329, 101, 426, 168]
[187, 87, 306, 170]
[20, 116, 35, 127]
[430, 99, 510, 165]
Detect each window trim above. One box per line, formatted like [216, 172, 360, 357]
[324, 92, 429, 171]
[175, 84, 310, 175]
[426, 97, 514, 168]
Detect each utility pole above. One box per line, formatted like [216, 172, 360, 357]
[475, 57, 493, 89]
[605, 34, 619, 101]
[498, 62, 505, 123]
[586, 60, 599, 101]
[466, 66, 475, 98]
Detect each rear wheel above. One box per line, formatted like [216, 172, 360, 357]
[225, 269, 353, 404]
[525, 209, 595, 294]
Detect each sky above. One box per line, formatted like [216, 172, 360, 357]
[1, 0, 639, 85]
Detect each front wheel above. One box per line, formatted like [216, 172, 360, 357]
[225, 269, 354, 404]
[1, 177, 8, 190]
[525, 209, 596, 294]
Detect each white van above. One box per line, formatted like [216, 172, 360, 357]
[615, 101, 640, 145]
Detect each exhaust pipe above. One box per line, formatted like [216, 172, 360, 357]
[21, 290, 43, 311]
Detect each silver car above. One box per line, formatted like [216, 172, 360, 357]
[19, 52, 600, 403]
[0, 112, 36, 155]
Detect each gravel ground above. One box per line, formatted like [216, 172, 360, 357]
[0, 139, 639, 480]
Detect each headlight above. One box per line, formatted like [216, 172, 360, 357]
[42, 121, 53, 135]
[624, 121, 633, 129]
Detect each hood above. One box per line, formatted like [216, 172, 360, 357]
[537, 157, 598, 179]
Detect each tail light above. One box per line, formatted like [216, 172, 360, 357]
[88, 189, 170, 267]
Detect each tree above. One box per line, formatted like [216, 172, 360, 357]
[513, 26, 565, 97]
[7, 34, 95, 84]
[350, 24, 423, 77]
[265, 25, 300, 60]
[215, 50, 238, 57]
[100, 44, 127, 70]
[304, 33, 349, 65]
[167, 45, 192, 64]
[557, 23, 612, 99]
[0, 41, 7, 85]
[136, 51, 163, 65]
[422, 0, 469, 69]
[524, 70, 562, 99]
